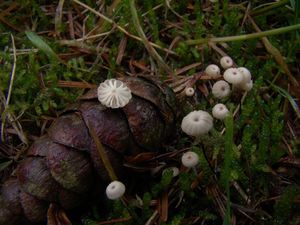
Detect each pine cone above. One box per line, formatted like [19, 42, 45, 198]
[0, 76, 176, 225]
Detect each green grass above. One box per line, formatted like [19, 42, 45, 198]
[1, 0, 300, 224]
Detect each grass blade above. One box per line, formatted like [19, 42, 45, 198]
[221, 114, 234, 225]
[270, 83, 300, 118]
[25, 31, 59, 62]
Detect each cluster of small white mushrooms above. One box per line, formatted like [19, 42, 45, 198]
[207, 56, 253, 94]
[180, 56, 253, 168]
[206, 55, 253, 120]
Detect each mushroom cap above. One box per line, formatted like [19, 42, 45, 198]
[181, 110, 213, 137]
[212, 103, 229, 120]
[220, 56, 234, 69]
[212, 80, 231, 99]
[185, 87, 195, 96]
[205, 64, 221, 78]
[242, 80, 253, 91]
[106, 181, 126, 200]
[97, 79, 132, 108]
[181, 151, 199, 168]
[223, 68, 244, 84]
[238, 67, 252, 83]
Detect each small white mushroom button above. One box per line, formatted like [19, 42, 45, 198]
[212, 103, 229, 120]
[220, 56, 234, 69]
[106, 181, 126, 200]
[223, 68, 244, 84]
[181, 151, 199, 168]
[205, 64, 221, 78]
[212, 80, 231, 99]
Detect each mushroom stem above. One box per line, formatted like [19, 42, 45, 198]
[86, 122, 118, 181]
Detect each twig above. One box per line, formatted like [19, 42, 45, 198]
[145, 210, 159, 225]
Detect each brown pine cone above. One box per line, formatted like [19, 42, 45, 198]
[0, 76, 177, 225]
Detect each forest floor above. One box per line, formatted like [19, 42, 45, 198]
[0, 1, 300, 225]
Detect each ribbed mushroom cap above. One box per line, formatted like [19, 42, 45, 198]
[181, 110, 213, 137]
[97, 79, 132, 108]
[212, 103, 229, 120]
[205, 64, 221, 78]
[212, 80, 231, 99]
[237, 67, 252, 83]
[181, 151, 199, 168]
[185, 87, 195, 96]
[223, 68, 244, 84]
[220, 56, 233, 69]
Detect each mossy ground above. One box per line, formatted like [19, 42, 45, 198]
[1, 0, 300, 224]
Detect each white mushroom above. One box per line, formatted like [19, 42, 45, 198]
[205, 64, 221, 78]
[97, 79, 132, 108]
[223, 68, 244, 84]
[220, 56, 234, 69]
[185, 87, 195, 97]
[181, 151, 199, 168]
[232, 67, 253, 91]
[212, 103, 229, 120]
[212, 80, 231, 99]
[238, 67, 252, 83]
[239, 79, 253, 91]
[181, 110, 213, 137]
[106, 181, 126, 200]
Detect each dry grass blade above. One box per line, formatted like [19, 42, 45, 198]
[116, 36, 127, 65]
[55, 80, 97, 89]
[55, 0, 65, 37]
[248, 16, 299, 87]
[160, 191, 169, 222]
[0, 3, 22, 32]
[1, 34, 28, 144]
[129, 0, 173, 75]
[145, 210, 159, 225]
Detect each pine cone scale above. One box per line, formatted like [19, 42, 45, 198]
[48, 113, 91, 151]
